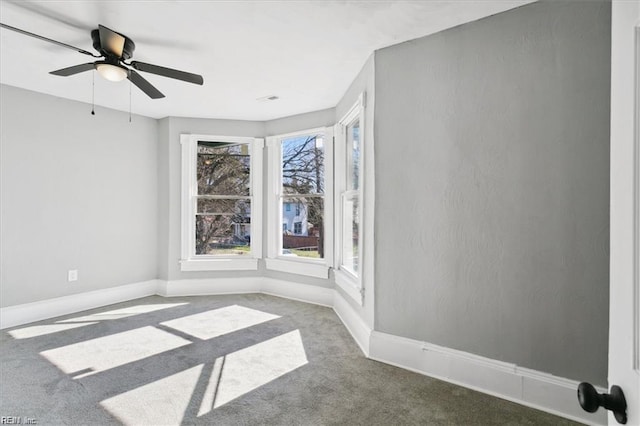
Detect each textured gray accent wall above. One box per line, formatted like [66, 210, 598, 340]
[374, 1, 610, 385]
[0, 85, 159, 307]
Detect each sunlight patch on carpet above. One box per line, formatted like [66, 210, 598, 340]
[40, 326, 191, 378]
[101, 364, 204, 425]
[8, 322, 99, 339]
[56, 303, 188, 323]
[201, 329, 308, 413]
[160, 305, 280, 340]
[98, 330, 307, 424]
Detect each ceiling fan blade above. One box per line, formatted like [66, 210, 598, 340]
[128, 69, 165, 99]
[50, 63, 96, 77]
[98, 24, 125, 58]
[3, 2, 92, 32]
[130, 61, 204, 85]
[0, 22, 97, 57]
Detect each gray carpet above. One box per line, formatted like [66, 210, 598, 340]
[0, 294, 579, 425]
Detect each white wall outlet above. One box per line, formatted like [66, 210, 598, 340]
[68, 270, 78, 282]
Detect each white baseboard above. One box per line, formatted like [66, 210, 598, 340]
[332, 290, 372, 357]
[158, 277, 261, 297]
[262, 278, 334, 307]
[0, 280, 160, 329]
[158, 277, 333, 308]
[369, 331, 608, 425]
[0, 277, 333, 329]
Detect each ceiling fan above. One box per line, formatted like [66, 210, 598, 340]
[0, 23, 204, 99]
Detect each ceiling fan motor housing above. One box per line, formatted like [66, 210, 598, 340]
[91, 28, 135, 59]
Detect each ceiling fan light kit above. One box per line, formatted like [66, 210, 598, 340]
[95, 62, 128, 82]
[0, 22, 204, 99]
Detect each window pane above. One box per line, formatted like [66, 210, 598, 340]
[281, 135, 324, 195]
[281, 196, 324, 259]
[347, 120, 360, 191]
[342, 197, 359, 274]
[197, 198, 250, 214]
[197, 142, 250, 196]
[195, 199, 251, 256]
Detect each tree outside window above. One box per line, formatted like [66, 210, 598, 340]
[281, 134, 325, 258]
[195, 141, 251, 256]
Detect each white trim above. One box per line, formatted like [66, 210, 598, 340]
[0, 280, 160, 329]
[264, 258, 329, 279]
[179, 258, 258, 272]
[265, 127, 334, 278]
[266, 135, 280, 260]
[180, 134, 263, 271]
[158, 277, 261, 297]
[369, 331, 608, 425]
[157, 277, 333, 308]
[335, 269, 363, 305]
[251, 137, 265, 259]
[334, 94, 366, 305]
[323, 126, 335, 267]
[0, 277, 330, 329]
[262, 278, 334, 307]
[333, 289, 371, 356]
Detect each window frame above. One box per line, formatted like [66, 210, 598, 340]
[266, 127, 334, 278]
[335, 95, 365, 304]
[180, 134, 263, 271]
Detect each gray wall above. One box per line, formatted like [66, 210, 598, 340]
[0, 84, 159, 306]
[265, 108, 335, 136]
[374, 1, 610, 385]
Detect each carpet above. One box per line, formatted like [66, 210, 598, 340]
[0, 293, 579, 425]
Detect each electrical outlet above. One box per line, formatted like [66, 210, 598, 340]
[68, 270, 78, 282]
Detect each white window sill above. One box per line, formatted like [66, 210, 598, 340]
[335, 269, 363, 305]
[265, 258, 329, 279]
[180, 258, 259, 272]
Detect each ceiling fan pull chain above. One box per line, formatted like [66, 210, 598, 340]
[129, 79, 132, 123]
[91, 70, 95, 116]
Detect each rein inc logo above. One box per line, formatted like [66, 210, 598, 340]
[0, 417, 37, 424]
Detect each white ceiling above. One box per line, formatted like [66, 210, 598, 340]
[0, 0, 533, 121]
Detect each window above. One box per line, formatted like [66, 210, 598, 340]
[342, 118, 360, 274]
[335, 95, 365, 304]
[180, 134, 263, 271]
[266, 127, 333, 278]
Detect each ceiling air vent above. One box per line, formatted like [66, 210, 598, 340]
[256, 95, 279, 102]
